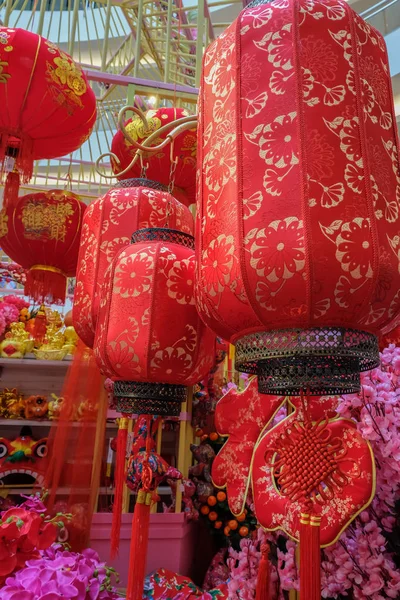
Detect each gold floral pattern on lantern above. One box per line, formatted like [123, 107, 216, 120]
[0, 211, 8, 236]
[0, 61, 10, 83]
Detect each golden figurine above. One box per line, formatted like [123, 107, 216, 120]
[62, 326, 78, 355]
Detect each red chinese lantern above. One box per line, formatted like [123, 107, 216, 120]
[0, 28, 96, 205]
[0, 189, 86, 304]
[111, 107, 197, 206]
[379, 325, 400, 350]
[196, 0, 400, 598]
[73, 179, 193, 348]
[196, 0, 400, 397]
[95, 227, 215, 600]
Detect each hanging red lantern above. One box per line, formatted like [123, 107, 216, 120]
[379, 325, 400, 350]
[0, 189, 86, 304]
[196, 0, 400, 397]
[95, 227, 215, 600]
[0, 28, 96, 206]
[111, 107, 197, 206]
[73, 179, 194, 348]
[197, 1, 398, 598]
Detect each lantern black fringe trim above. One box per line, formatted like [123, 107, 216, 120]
[131, 228, 195, 249]
[114, 380, 186, 416]
[112, 178, 169, 192]
[235, 327, 379, 396]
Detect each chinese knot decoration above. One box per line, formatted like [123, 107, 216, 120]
[212, 381, 375, 600]
[73, 179, 193, 348]
[0, 189, 86, 304]
[0, 27, 96, 206]
[111, 107, 197, 206]
[94, 227, 215, 600]
[196, 0, 400, 397]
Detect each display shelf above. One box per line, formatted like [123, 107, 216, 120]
[0, 419, 118, 429]
[0, 358, 72, 369]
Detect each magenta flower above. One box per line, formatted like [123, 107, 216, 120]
[2, 545, 120, 600]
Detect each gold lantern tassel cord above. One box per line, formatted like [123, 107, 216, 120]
[95, 105, 198, 180]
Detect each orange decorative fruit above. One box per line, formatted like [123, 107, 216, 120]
[239, 526, 249, 537]
[195, 429, 204, 437]
[201, 434, 209, 442]
[207, 495, 217, 506]
[237, 512, 246, 522]
[224, 526, 231, 536]
[214, 520, 223, 529]
[228, 519, 238, 530]
[209, 432, 219, 441]
[209, 511, 218, 521]
[216, 491, 226, 502]
[200, 505, 210, 515]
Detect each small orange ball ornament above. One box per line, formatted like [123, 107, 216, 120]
[239, 526, 249, 537]
[208, 511, 218, 522]
[237, 512, 246, 522]
[216, 491, 226, 502]
[201, 434, 209, 442]
[209, 432, 219, 441]
[214, 520, 223, 529]
[224, 526, 231, 536]
[64, 310, 73, 327]
[228, 519, 238, 530]
[207, 496, 217, 506]
[195, 428, 204, 437]
[200, 505, 210, 516]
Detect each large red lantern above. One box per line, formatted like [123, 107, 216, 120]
[95, 227, 215, 600]
[0, 190, 86, 304]
[0, 28, 96, 204]
[196, 0, 400, 396]
[111, 107, 197, 206]
[95, 227, 215, 415]
[73, 179, 194, 348]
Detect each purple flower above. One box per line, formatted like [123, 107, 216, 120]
[2, 546, 121, 600]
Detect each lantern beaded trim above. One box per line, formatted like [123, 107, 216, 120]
[112, 178, 168, 192]
[114, 380, 186, 416]
[131, 228, 195, 249]
[235, 327, 379, 396]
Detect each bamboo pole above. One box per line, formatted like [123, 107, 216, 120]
[133, 0, 144, 78]
[68, 0, 80, 57]
[164, 0, 174, 83]
[101, 0, 113, 72]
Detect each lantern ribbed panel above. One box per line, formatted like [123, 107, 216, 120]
[0, 28, 96, 181]
[111, 107, 197, 206]
[94, 230, 215, 387]
[73, 182, 194, 349]
[196, 0, 400, 344]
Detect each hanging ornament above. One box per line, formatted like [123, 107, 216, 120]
[73, 179, 193, 348]
[94, 227, 215, 599]
[0, 28, 96, 206]
[110, 107, 197, 206]
[195, 0, 400, 397]
[0, 189, 86, 304]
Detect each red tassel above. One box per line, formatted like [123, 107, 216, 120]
[126, 489, 152, 600]
[25, 266, 67, 305]
[300, 512, 321, 600]
[3, 170, 20, 208]
[110, 415, 129, 559]
[256, 542, 271, 600]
